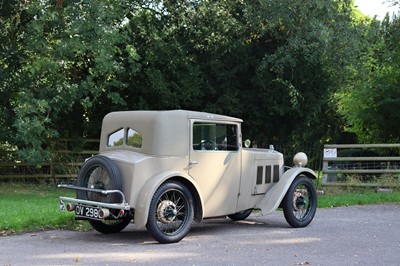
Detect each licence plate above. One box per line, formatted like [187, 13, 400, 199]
[75, 205, 102, 220]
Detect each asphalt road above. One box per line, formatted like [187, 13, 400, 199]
[1, 204, 399, 266]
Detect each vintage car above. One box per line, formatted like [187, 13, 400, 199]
[59, 110, 317, 243]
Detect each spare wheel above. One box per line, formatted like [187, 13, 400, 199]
[76, 155, 123, 203]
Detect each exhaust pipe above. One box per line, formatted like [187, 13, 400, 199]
[99, 209, 110, 219]
[66, 204, 76, 212]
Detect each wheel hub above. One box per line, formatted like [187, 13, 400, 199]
[88, 179, 107, 201]
[293, 190, 307, 211]
[157, 200, 178, 223]
[92, 180, 105, 189]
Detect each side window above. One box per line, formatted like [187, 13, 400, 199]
[193, 123, 238, 151]
[107, 128, 124, 147]
[126, 128, 142, 148]
[225, 124, 239, 151]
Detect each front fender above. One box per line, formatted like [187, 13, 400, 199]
[255, 167, 316, 215]
[134, 171, 204, 230]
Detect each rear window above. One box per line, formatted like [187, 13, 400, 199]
[107, 128, 124, 147]
[127, 128, 142, 148]
[107, 128, 143, 148]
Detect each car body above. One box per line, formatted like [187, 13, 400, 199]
[59, 110, 317, 243]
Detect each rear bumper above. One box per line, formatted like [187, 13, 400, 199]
[58, 184, 131, 210]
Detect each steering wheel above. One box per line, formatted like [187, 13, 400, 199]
[200, 140, 217, 150]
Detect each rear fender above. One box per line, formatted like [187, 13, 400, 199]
[255, 167, 316, 215]
[134, 171, 204, 229]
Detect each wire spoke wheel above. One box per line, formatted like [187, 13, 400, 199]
[292, 186, 311, 220]
[77, 155, 122, 203]
[146, 181, 194, 243]
[76, 156, 130, 234]
[86, 166, 112, 202]
[155, 189, 188, 234]
[282, 176, 317, 228]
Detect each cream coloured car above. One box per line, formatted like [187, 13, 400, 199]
[59, 110, 317, 243]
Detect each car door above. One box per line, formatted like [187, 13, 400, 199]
[189, 120, 241, 217]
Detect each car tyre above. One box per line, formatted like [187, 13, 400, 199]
[227, 209, 253, 221]
[77, 155, 122, 203]
[88, 212, 132, 234]
[146, 180, 194, 243]
[77, 155, 130, 233]
[282, 176, 317, 228]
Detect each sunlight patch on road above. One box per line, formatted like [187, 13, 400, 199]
[267, 237, 321, 245]
[33, 251, 198, 264]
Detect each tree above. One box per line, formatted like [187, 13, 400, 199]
[2, 1, 141, 162]
[237, 0, 361, 147]
[0, 0, 22, 146]
[124, 0, 247, 116]
[337, 12, 400, 143]
[0, 0, 384, 163]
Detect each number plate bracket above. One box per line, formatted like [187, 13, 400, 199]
[75, 204, 103, 220]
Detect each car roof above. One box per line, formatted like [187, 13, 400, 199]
[100, 110, 242, 156]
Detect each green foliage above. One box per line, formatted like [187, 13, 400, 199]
[337, 14, 400, 143]
[1, 0, 399, 163]
[237, 0, 359, 146]
[1, 1, 140, 163]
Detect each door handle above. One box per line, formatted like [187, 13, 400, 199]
[189, 161, 198, 166]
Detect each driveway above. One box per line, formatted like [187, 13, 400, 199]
[1, 204, 399, 265]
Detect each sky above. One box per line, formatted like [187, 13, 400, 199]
[354, 0, 399, 20]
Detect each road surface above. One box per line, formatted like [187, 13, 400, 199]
[1, 204, 399, 265]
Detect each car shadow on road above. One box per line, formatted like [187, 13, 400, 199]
[189, 215, 290, 235]
[82, 214, 290, 245]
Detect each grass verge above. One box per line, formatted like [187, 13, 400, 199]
[0, 183, 399, 235]
[318, 190, 400, 208]
[0, 183, 89, 236]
